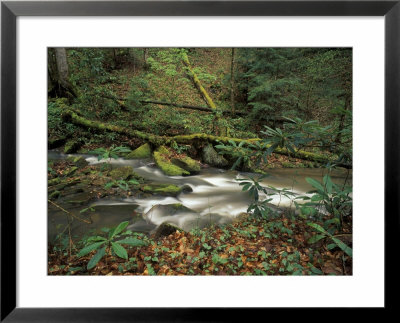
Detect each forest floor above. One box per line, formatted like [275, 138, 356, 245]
[48, 159, 352, 276]
[48, 211, 352, 276]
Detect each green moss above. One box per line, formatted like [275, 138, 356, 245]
[125, 143, 152, 159]
[172, 156, 201, 173]
[48, 177, 61, 186]
[202, 144, 228, 167]
[142, 184, 184, 196]
[153, 147, 190, 176]
[109, 166, 136, 180]
[64, 140, 82, 154]
[281, 161, 295, 168]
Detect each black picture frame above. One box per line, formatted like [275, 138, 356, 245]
[1, 1, 398, 321]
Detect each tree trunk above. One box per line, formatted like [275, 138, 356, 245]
[48, 48, 77, 100]
[55, 48, 70, 89]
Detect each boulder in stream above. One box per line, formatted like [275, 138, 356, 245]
[202, 144, 228, 168]
[153, 146, 190, 176]
[141, 183, 192, 197]
[109, 166, 138, 180]
[125, 143, 152, 159]
[67, 155, 89, 168]
[151, 222, 182, 239]
[171, 156, 201, 173]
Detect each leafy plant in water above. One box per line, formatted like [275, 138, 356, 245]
[89, 145, 131, 162]
[77, 221, 147, 270]
[237, 174, 277, 218]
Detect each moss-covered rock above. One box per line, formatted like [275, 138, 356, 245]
[48, 137, 66, 149]
[153, 146, 190, 176]
[172, 156, 201, 173]
[141, 183, 192, 196]
[67, 156, 88, 168]
[64, 140, 82, 154]
[125, 143, 152, 159]
[65, 192, 95, 205]
[202, 143, 228, 167]
[109, 166, 136, 180]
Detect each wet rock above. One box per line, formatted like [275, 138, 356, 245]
[109, 166, 135, 180]
[181, 184, 193, 193]
[141, 183, 191, 196]
[151, 222, 182, 239]
[202, 144, 228, 168]
[65, 192, 95, 205]
[127, 219, 157, 234]
[145, 204, 196, 219]
[67, 156, 89, 168]
[125, 143, 152, 159]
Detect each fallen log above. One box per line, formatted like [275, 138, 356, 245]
[62, 108, 350, 167]
[182, 52, 217, 110]
[140, 100, 215, 113]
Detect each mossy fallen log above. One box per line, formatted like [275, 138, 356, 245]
[62, 109, 348, 167]
[182, 52, 217, 110]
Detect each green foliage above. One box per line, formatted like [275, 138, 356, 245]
[77, 221, 147, 270]
[237, 175, 277, 218]
[104, 179, 139, 191]
[126, 76, 152, 112]
[48, 100, 78, 138]
[89, 145, 131, 161]
[236, 48, 352, 125]
[307, 222, 352, 257]
[147, 48, 189, 102]
[295, 174, 352, 230]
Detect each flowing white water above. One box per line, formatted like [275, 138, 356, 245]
[48, 152, 351, 237]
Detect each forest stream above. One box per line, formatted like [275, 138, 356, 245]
[48, 151, 351, 242]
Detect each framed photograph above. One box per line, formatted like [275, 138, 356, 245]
[1, 0, 398, 320]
